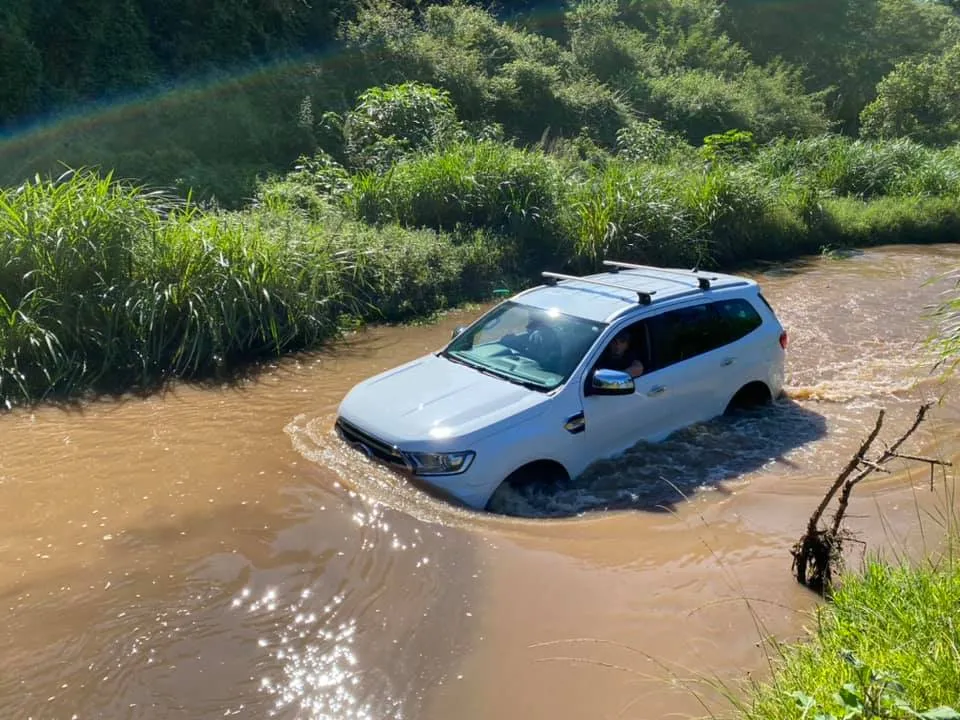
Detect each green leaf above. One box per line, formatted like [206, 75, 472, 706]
[837, 684, 864, 710]
[919, 708, 960, 720]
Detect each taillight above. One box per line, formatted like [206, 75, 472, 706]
[779, 330, 789, 349]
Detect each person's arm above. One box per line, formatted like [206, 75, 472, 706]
[626, 359, 644, 378]
[625, 347, 644, 377]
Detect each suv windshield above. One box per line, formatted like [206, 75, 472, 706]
[443, 301, 606, 391]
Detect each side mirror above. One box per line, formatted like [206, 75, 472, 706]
[451, 325, 467, 339]
[590, 368, 635, 396]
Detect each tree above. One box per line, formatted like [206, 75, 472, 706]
[720, 0, 959, 133]
[860, 43, 960, 146]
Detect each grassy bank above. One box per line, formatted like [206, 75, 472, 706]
[730, 553, 960, 720]
[2, 129, 959, 409]
[0, 170, 505, 407]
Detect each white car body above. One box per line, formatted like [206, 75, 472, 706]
[335, 262, 787, 509]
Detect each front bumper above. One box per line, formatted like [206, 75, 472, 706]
[333, 417, 497, 509]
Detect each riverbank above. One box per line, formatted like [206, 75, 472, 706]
[729, 542, 960, 720]
[2, 138, 959, 408]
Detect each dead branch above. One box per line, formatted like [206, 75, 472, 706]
[857, 458, 891, 474]
[791, 403, 949, 595]
[888, 451, 953, 466]
[803, 409, 885, 538]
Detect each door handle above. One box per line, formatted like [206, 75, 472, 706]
[647, 385, 666, 396]
[564, 412, 586, 434]
[721, 357, 736, 366]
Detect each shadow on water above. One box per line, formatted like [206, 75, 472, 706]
[486, 398, 828, 519]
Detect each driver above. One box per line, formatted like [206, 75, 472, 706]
[599, 328, 645, 378]
[502, 316, 562, 371]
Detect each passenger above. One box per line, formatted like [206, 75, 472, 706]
[599, 329, 645, 378]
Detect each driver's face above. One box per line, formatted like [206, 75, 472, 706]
[611, 336, 628, 355]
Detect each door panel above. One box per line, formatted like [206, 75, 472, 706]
[580, 372, 677, 461]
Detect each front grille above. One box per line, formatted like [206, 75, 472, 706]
[335, 418, 410, 470]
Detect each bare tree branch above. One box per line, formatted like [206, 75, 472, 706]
[792, 403, 943, 595]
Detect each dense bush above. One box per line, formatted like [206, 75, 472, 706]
[5, 0, 960, 205]
[344, 140, 567, 267]
[860, 42, 960, 147]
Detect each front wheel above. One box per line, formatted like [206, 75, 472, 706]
[484, 462, 568, 512]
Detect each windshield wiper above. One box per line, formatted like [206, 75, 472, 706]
[443, 352, 548, 391]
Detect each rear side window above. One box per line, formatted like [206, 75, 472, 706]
[646, 298, 763, 371]
[648, 303, 723, 368]
[713, 298, 763, 346]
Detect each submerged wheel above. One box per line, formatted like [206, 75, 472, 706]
[485, 460, 569, 511]
[725, 381, 772, 414]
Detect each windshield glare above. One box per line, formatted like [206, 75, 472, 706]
[444, 302, 606, 391]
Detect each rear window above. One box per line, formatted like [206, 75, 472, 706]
[714, 298, 764, 345]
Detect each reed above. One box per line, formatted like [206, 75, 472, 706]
[0, 169, 502, 407]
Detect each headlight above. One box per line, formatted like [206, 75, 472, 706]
[404, 451, 475, 476]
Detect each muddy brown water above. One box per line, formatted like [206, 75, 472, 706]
[3, 245, 960, 720]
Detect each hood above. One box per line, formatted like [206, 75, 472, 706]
[337, 353, 550, 448]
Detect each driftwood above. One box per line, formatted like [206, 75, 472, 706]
[790, 403, 951, 595]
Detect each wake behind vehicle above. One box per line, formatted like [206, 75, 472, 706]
[335, 261, 788, 510]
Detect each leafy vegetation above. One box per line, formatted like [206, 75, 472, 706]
[2, 0, 960, 407]
[3, 0, 960, 204]
[731, 557, 960, 720]
[0, 169, 503, 406]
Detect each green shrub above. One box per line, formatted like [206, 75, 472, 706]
[344, 140, 566, 269]
[343, 82, 463, 171]
[615, 118, 693, 164]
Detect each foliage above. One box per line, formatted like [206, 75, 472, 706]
[860, 43, 960, 147]
[343, 140, 566, 266]
[6, 0, 960, 205]
[615, 118, 692, 164]
[720, 0, 960, 133]
[789, 653, 959, 720]
[701, 129, 757, 165]
[751, 136, 960, 200]
[0, 168, 502, 407]
[342, 82, 463, 171]
[734, 558, 960, 720]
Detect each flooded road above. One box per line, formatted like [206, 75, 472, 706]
[2, 244, 959, 720]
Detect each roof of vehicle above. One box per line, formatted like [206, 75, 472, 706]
[513, 262, 757, 323]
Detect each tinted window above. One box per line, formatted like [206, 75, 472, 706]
[648, 303, 723, 369]
[714, 298, 763, 345]
[646, 298, 763, 371]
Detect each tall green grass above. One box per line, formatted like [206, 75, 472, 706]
[0, 169, 502, 407]
[753, 137, 960, 200]
[333, 134, 960, 277]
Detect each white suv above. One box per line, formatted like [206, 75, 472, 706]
[335, 261, 787, 510]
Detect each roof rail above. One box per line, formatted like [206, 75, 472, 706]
[603, 260, 712, 290]
[541, 271, 654, 305]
